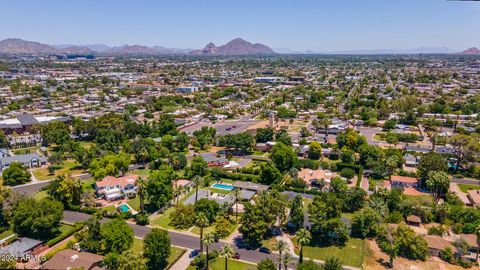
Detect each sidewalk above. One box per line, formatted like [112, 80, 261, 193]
[169, 248, 192, 270]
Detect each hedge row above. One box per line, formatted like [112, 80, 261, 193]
[46, 223, 84, 247]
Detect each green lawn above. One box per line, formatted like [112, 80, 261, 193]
[31, 159, 85, 181]
[58, 224, 75, 234]
[33, 190, 49, 200]
[191, 221, 238, 239]
[131, 168, 150, 177]
[103, 205, 117, 212]
[132, 238, 144, 254]
[261, 237, 278, 250]
[187, 258, 256, 270]
[205, 187, 233, 195]
[150, 207, 180, 230]
[0, 229, 14, 240]
[81, 178, 96, 191]
[127, 196, 141, 211]
[458, 183, 480, 193]
[13, 147, 39, 155]
[293, 237, 365, 268]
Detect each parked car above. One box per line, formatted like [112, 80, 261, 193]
[189, 249, 200, 258]
[259, 247, 271, 254]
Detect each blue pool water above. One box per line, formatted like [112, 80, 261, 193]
[211, 183, 235, 191]
[118, 204, 130, 213]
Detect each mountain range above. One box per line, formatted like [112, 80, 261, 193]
[190, 38, 276, 55]
[0, 38, 478, 56]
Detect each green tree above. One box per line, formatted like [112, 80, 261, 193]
[289, 195, 304, 231]
[76, 213, 103, 252]
[308, 142, 322, 160]
[219, 244, 235, 270]
[146, 167, 174, 209]
[144, 228, 171, 270]
[322, 257, 343, 270]
[2, 162, 31, 186]
[169, 152, 187, 170]
[41, 120, 71, 146]
[274, 240, 288, 270]
[195, 198, 220, 223]
[47, 174, 83, 207]
[0, 130, 9, 148]
[257, 258, 277, 270]
[101, 218, 134, 254]
[297, 228, 312, 263]
[11, 198, 63, 239]
[192, 175, 204, 205]
[256, 127, 275, 143]
[351, 207, 382, 238]
[270, 142, 297, 172]
[117, 250, 147, 270]
[426, 171, 450, 203]
[377, 226, 399, 268]
[260, 162, 282, 184]
[196, 212, 210, 252]
[202, 233, 216, 270]
[190, 156, 208, 177]
[417, 152, 447, 182]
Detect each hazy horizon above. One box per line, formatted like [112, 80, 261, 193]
[1, 0, 479, 52]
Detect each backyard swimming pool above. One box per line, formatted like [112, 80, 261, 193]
[211, 183, 235, 191]
[118, 204, 130, 213]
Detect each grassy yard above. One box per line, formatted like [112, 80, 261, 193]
[31, 159, 85, 181]
[127, 195, 141, 211]
[187, 258, 256, 270]
[131, 168, 150, 177]
[103, 205, 117, 212]
[293, 237, 366, 268]
[12, 147, 39, 155]
[205, 187, 233, 195]
[150, 207, 180, 230]
[33, 190, 49, 200]
[261, 237, 278, 250]
[131, 238, 185, 267]
[191, 221, 238, 239]
[0, 229, 14, 240]
[458, 183, 480, 193]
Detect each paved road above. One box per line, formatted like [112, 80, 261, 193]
[63, 211, 279, 265]
[11, 180, 53, 195]
[452, 178, 480, 185]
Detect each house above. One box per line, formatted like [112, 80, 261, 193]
[0, 237, 43, 261]
[0, 153, 47, 172]
[425, 235, 456, 257]
[298, 168, 338, 187]
[466, 189, 480, 207]
[406, 215, 422, 226]
[390, 175, 419, 188]
[95, 174, 139, 201]
[404, 154, 420, 167]
[176, 85, 198, 93]
[233, 181, 269, 193]
[200, 153, 229, 167]
[42, 249, 104, 270]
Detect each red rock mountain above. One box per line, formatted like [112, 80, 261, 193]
[460, 47, 480, 55]
[191, 38, 275, 55]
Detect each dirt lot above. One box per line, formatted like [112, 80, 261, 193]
[365, 239, 467, 270]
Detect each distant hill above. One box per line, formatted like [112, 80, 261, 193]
[460, 47, 480, 55]
[0, 38, 57, 54]
[0, 38, 190, 55]
[191, 38, 276, 55]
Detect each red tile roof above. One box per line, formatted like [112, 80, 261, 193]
[96, 174, 139, 189]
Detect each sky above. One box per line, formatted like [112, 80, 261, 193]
[0, 0, 479, 52]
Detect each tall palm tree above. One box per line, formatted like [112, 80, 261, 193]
[202, 233, 216, 270]
[195, 212, 209, 253]
[475, 225, 480, 262]
[219, 244, 235, 270]
[296, 228, 311, 263]
[274, 240, 288, 270]
[233, 188, 241, 221]
[137, 177, 146, 214]
[282, 252, 294, 270]
[192, 175, 203, 205]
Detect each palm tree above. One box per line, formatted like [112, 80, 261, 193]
[233, 188, 241, 221]
[202, 233, 216, 270]
[192, 175, 203, 205]
[475, 225, 480, 262]
[282, 252, 294, 270]
[219, 244, 235, 270]
[137, 177, 146, 213]
[195, 212, 209, 253]
[274, 240, 288, 270]
[296, 228, 311, 263]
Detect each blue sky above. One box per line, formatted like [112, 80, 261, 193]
[0, 0, 479, 51]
